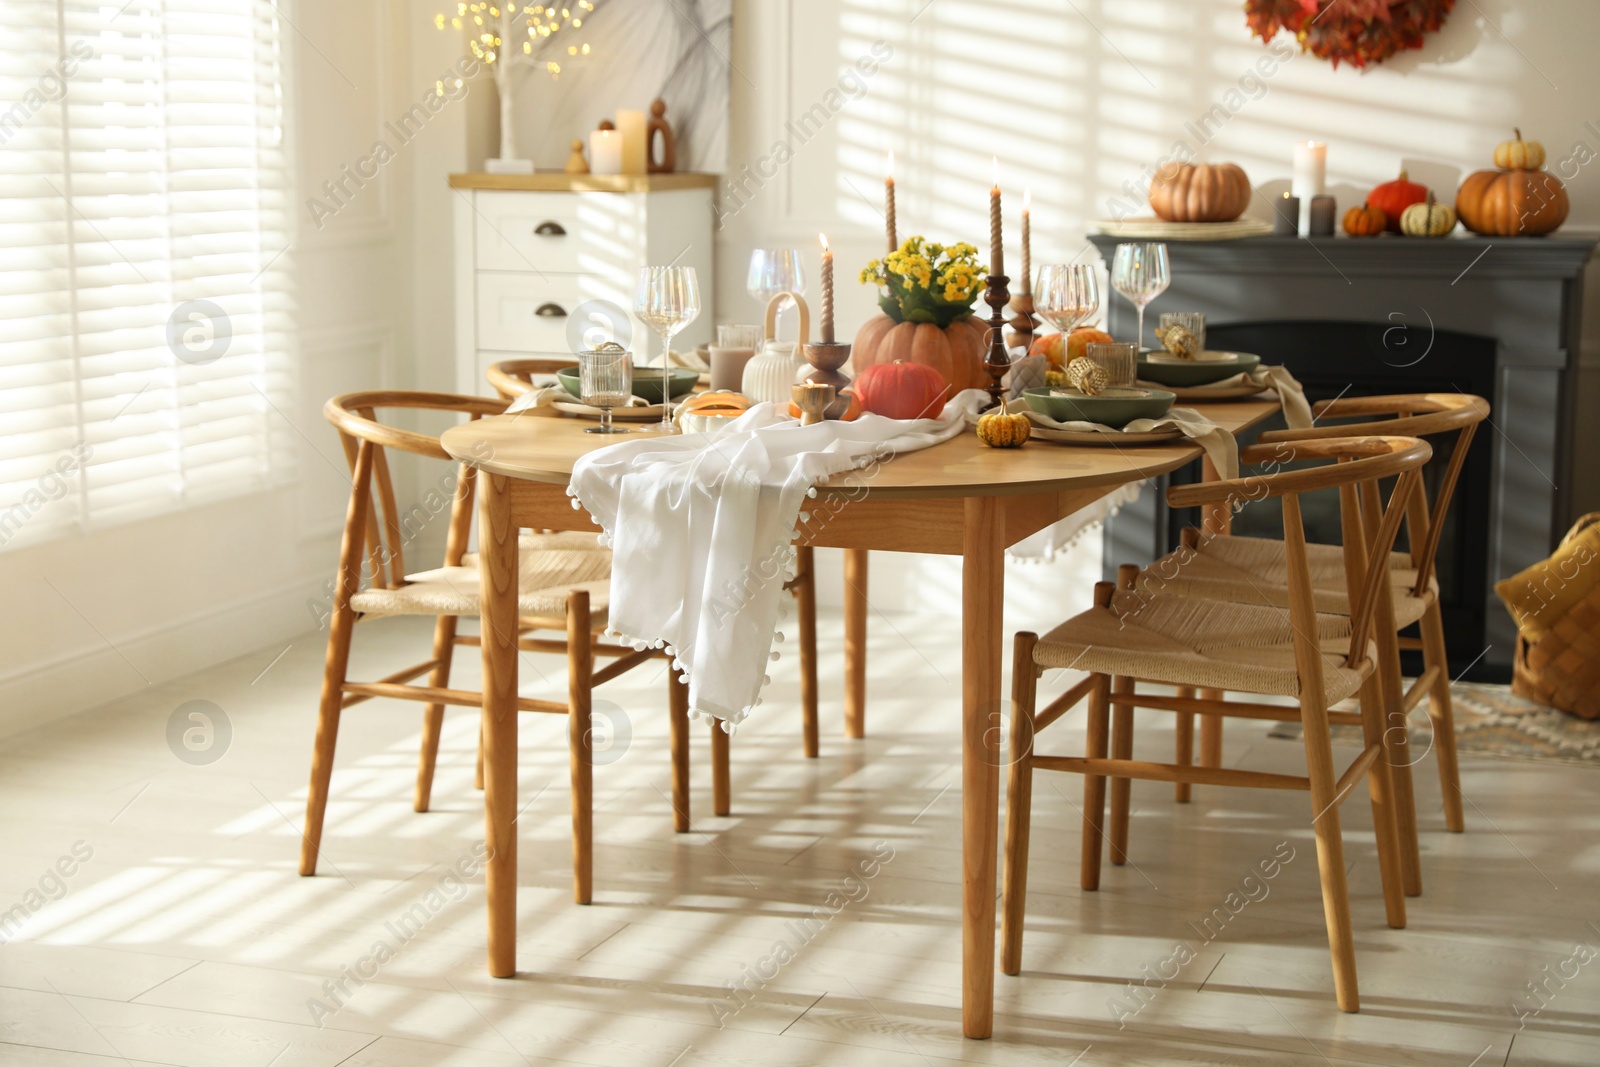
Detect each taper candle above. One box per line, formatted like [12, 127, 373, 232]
[819, 232, 835, 344]
[989, 157, 1004, 277]
[1020, 188, 1032, 295]
[885, 150, 897, 254]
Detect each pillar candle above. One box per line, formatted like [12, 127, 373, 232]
[1291, 141, 1326, 235]
[589, 129, 622, 176]
[819, 233, 835, 343]
[1274, 192, 1300, 236]
[885, 149, 897, 254]
[1309, 195, 1336, 236]
[616, 109, 648, 175]
[989, 157, 1004, 277]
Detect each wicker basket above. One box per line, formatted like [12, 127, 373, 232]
[1502, 513, 1600, 719]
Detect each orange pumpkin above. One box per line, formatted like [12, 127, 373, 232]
[1368, 169, 1428, 233]
[852, 360, 949, 420]
[1028, 325, 1114, 368]
[1147, 162, 1252, 223]
[1342, 202, 1386, 237]
[851, 313, 990, 398]
[1455, 168, 1569, 236]
[787, 389, 862, 421]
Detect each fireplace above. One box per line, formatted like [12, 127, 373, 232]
[1087, 232, 1597, 681]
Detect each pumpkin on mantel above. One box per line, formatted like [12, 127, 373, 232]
[1400, 193, 1456, 238]
[1147, 162, 1252, 223]
[1457, 132, 1569, 237]
[1367, 169, 1428, 233]
[851, 315, 991, 399]
[851, 359, 951, 420]
[1342, 202, 1387, 237]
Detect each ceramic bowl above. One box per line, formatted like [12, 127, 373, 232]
[1023, 386, 1175, 429]
[1136, 349, 1261, 387]
[557, 366, 699, 404]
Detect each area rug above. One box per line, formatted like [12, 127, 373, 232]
[1313, 682, 1600, 766]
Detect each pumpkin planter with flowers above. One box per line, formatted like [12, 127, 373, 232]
[855, 237, 991, 398]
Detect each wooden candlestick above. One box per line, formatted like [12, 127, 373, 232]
[983, 273, 1011, 411]
[791, 380, 836, 426]
[801, 341, 852, 419]
[1005, 292, 1041, 351]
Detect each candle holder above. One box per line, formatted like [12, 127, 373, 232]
[1005, 292, 1040, 352]
[800, 341, 854, 419]
[982, 273, 1011, 410]
[791, 380, 836, 426]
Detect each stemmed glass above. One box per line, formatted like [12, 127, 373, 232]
[1111, 242, 1170, 350]
[746, 248, 806, 341]
[634, 266, 701, 434]
[1034, 263, 1100, 341]
[578, 343, 632, 435]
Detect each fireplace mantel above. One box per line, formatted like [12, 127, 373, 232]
[1088, 231, 1597, 676]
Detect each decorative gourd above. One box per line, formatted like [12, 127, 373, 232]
[1153, 323, 1201, 359]
[786, 389, 862, 422]
[1147, 162, 1253, 223]
[1066, 357, 1108, 396]
[682, 391, 752, 417]
[1493, 128, 1546, 171]
[1456, 167, 1570, 236]
[851, 314, 990, 397]
[1368, 169, 1428, 233]
[852, 360, 950, 420]
[1342, 202, 1387, 237]
[1028, 325, 1113, 369]
[1400, 192, 1456, 238]
[976, 410, 1030, 448]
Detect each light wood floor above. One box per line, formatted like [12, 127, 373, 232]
[2, 608, 1597, 1066]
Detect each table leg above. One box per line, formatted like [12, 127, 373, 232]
[961, 497, 1004, 1040]
[844, 548, 868, 739]
[479, 473, 519, 978]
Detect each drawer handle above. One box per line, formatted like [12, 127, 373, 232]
[533, 221, 567, 237]
[535, 302, 568, 318]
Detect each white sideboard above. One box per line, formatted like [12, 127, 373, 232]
[450, 172, 716, 395]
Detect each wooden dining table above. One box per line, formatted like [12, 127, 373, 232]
[441, 396, 1281, 1039]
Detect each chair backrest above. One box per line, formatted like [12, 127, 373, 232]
[485, 358, 579, 400]
[1256, 392, 1488, 597]
[324, 390, 506, 592]
[1168, 436, 1432, 683]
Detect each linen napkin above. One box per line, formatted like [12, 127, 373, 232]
[1137, 364, 1313, 429]
[503, 385, 652, 418]
[569, 390, 990, 726]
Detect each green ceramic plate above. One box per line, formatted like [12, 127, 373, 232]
[557, 366, 699, 403]
[1022, 386, 1175, 429]
[1136, 349, 1261, 387]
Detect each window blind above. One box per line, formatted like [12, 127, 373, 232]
[0, 0, 293, 550]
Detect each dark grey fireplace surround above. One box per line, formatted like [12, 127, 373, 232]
[1088, 232, 1596, 678]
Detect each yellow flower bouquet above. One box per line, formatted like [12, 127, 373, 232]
[859, 237, 986, 328]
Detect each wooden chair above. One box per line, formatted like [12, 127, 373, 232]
[486, 358, 824, 785]
[301, 390, 715, 902]
[1002, 435, 1432, 1012]
[1132, 394, 1487, 895]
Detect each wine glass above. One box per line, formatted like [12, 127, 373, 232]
[1111, 242, 1170, 350]
[634, 266, 701, 434]
[746, 248, 806, 341]
[578, 342, 632, 435]
[1034, 264, 1100, 340]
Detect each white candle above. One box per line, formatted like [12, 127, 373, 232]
[1291, 141, 1326, 235]
[616, 109, 648, 175]
[589, 129, 622, 175]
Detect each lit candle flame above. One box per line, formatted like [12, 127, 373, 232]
[1023, 187, 1031, 212]
[819, 232, 830, 253]
[887, 149, 894, 181]
[992, 156, 1000, 191]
